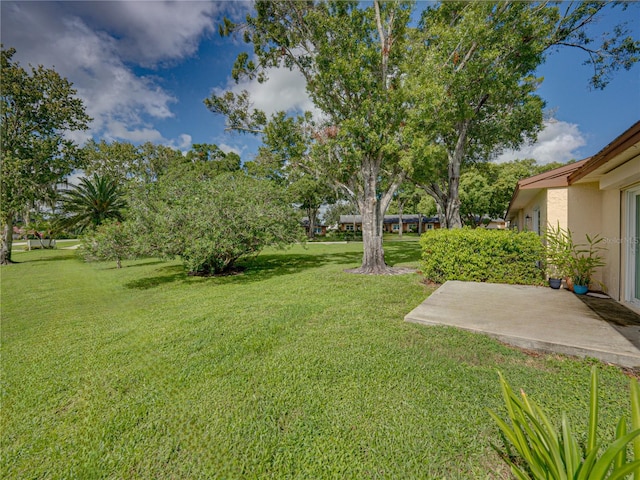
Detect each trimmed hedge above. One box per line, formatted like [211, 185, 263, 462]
[420, 228, 545, 285]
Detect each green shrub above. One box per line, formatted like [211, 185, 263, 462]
[80, 219, 137, 269]
[489, 367, 640, 479]
[420, 228, 544, 285]
[131, 172, 303, 275]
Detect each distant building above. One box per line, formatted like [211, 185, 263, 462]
[338, 215, 440, 234]
[301, 217, 327, 236]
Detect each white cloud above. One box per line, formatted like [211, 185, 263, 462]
[216, 56, 318, 118]
[174, 134, 193, 151]
[104, 121, 164, 144]
[65, 1, 222, 66]
[0, 1, 221, 143]
[493, 120, 587, 164]
[219, 143, 243, 156]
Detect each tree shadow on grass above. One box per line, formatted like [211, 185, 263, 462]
[123, 259, 166, 269]
[123, 241, 422, 291]
[123, 251, 363, 290]
[8, 250, 80, 263]
[125, 265, 185, 289]
[383, 241, 422, 266]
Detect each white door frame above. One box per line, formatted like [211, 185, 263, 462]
[626, 186, 640, 307]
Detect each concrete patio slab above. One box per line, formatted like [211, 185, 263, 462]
[404, 280, 640, 369]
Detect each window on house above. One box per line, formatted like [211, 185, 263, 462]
[533, 207, 541, 235]
[345, 224, 354, 231]
[392, 224, 400, 231]
[314, 227, 323, 234]
[427, 224, 434, 230]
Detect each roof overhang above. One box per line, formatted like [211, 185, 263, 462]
[506, 120, 640, 221]
[505, 159, 588, 220]
[569, 121, 640, 184]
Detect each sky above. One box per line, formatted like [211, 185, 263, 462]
[1, 1, 639, 166]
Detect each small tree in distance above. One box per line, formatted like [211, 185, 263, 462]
[131, 170, 302, 276]
[80, 220, 136, 269]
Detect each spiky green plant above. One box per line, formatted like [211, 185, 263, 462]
[59, 174, 125, 233]
[489, 367, 640, 479]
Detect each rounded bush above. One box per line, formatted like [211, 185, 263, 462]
[420, 228, 544, 285]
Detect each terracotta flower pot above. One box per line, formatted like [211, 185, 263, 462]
[565, 276, 574, 292]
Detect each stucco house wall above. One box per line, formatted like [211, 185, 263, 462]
[600, 189, 622, 299]
[547, 188, 569, 231]
[506, 121, 640, 309]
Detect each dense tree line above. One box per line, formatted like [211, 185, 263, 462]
[210, 0, 638, 273]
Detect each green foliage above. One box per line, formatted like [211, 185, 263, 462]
[184, 143, 242, 177]
[544, 223, 575, 279]
[132, 170, 302, 275]
[420, 228, 544, 285]
[572, 234, 607, 288]
[80, 220, 137, 269]
[406, 1, 638, 228]
[489, 367, 640, 479]
[544, 223, 607, 287]
[59, 174, 126, 233]
[210, 1, 413, 271]
[1, 47, 90, 263]
[81, 139, 145, 185]
[461, 160, 567, 226]
[81, 140, 233, 187]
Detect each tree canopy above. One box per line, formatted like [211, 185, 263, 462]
[209, 1, 412, 273]
[130, 168, 302, 275]
[59, 174, 126, 233]
[211, 1, 638, 249]
[1, 47, 90, 263]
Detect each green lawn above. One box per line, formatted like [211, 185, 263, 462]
[1, 241, 632, 478]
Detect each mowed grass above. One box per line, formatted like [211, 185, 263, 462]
[1, 241, 632, 478]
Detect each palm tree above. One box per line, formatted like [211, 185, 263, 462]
[59, 175, 125, 233]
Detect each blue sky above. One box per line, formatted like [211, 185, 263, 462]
[2, 1, 638, 165]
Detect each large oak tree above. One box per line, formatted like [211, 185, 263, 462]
[210, 0, 412, 273]
[405, 1, 639, 228]
[1, 47, 90, 264]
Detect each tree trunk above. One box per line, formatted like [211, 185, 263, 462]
[418, 214, 423, 234]
[398, 202, 404, 238]
[433, 194, 462, 229]
[1, 217, 15, 265]
[306, 207, 316, 239]
[421, 162, 463, 229]
[445, 156, 463, 228]
[358, 196, 388, 273]
[346, 156, 404, 274]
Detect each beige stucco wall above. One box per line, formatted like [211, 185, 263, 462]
[546, 188, 569, 231]
[567, 182, 602, 238]
[520, 190, 547, 234]
[566, 182, 604, 287]
[599, 189, 621, 300]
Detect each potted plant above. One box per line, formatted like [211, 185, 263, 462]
[544, 223, 573, 289]
[546, 264, 562, 289]
[569, 233, 606, 295]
